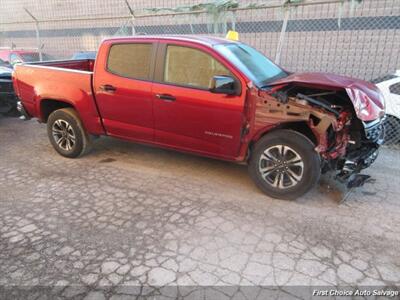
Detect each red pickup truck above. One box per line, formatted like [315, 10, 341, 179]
[13, 36, 385, 199]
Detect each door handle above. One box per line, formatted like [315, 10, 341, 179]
[156, 94, 176, 102]
[100, 84, 117, 92]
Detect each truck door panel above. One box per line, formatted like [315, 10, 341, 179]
[93, 42, 156, 142]
[152, 43, 245, 158]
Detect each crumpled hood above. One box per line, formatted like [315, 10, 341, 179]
[270, 72, 385, 121]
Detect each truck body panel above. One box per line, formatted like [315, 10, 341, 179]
[93, 39, 155, 143]
[150, 39, 248, 159]
[13, 59, 104, 135]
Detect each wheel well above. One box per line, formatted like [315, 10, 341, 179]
[273, 121, 318, 145]
[40, 99, 74, 122]
[247, 121, 318, 161]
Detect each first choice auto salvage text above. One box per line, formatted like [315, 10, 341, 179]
[313, 289, 399, 297]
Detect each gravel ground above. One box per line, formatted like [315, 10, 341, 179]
[0, 117, 399, 299]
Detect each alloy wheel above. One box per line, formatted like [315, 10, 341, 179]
[259, 145, 304, 189]
[52, 119, 76, 151]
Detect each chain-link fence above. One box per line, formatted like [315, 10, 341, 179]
[1, 0, 399, 147]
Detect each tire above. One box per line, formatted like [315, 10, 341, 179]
[383, 115, 400, 145]
[47, 108, 92, 158]
[248, 129, 321, 200]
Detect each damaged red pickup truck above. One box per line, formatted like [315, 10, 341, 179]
[13, 36, 385, 199]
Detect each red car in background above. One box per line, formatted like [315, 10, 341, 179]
[0, 49, 53, 66]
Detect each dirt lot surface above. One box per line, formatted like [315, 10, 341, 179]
[1, 117, 399, 299]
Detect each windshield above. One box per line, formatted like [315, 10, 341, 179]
[214, 43, 287, 87]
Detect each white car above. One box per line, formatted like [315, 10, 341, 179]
[373, 70, 400, 144]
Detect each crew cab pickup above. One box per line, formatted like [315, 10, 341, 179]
[13, 36, 385, 199]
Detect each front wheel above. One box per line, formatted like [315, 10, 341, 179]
[47, 108, 92, 158]
[248, 129, 321, 200]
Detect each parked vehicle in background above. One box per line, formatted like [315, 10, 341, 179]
[373, 70, 400, 144]
[0, 49, 54, 66]
[71, 51, 97, 60]
[0, 60, 18, 116]
[13, 36, 385, 200]
[0, 58, 12, 69]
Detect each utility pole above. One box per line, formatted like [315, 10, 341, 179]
[24, 8, 42, 61]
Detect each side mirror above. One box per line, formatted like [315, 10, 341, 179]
[210, 75, 237, 95]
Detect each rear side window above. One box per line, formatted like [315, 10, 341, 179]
[164, 45, 231, 89]
[389, 82, 400, 95]
[107, 43, 152, 80]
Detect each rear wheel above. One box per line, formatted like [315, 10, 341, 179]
[249, 129, 321, 200]
[47, 108, 92, 158]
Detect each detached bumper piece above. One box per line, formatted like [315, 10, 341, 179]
[336, 147, 379, 187]
[347, 174, 374, 188]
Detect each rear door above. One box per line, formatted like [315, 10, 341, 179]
[152, 42, 246, 158]
[93, 41, 156, 142]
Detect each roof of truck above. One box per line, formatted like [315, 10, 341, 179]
[104, 35, 239, 46]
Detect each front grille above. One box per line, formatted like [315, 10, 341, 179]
[363, 118, 385, 144]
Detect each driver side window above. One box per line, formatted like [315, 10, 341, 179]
[163, 45, 231, 89]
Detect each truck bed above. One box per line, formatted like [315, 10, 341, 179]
[13, 59, 104, 135]
[26, 59, 95, 72]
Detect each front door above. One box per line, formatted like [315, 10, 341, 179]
[152, 43, 246, 158]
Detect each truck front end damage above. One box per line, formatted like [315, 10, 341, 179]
[252, 74, 385, 189]
[335, 117, 384, 187]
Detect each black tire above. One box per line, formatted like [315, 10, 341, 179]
[383, 115, 400, 145]
[47, 108, 92, 158]
[248, 129, 321, 200]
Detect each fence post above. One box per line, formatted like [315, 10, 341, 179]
[24, 8, 42, 61]
[124, 0, 136, 36]
[275, 5, 290, 64]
